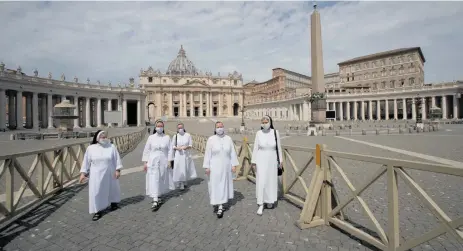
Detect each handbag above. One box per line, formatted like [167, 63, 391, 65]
[170, 134, 178, 169]
[274, 129, 284, 176]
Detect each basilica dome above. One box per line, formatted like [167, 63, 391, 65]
[166, 45, 198, 76]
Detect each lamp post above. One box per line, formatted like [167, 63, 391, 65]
[240, 88, 246, 132]
[415, 94, 423, 125]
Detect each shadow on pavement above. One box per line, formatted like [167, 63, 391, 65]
[0, 183, 87, 249]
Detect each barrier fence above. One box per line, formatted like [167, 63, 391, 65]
[185, 131, 463, 251]
[0, 128, 146, 226]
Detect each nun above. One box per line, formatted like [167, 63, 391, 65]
[79, 130, 122, 221]
[142, 120, 175, 211]
[250, 115, 283, 216]
[202, 121, 239, 218]
[171, 122, 197, 190]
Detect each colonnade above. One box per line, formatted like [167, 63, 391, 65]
[245, 101, 311, 121]
[328, 94, 461, 121]
[0, 89, 145, 130]
[245, 93, 462, 122]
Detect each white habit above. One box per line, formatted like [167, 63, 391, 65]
[142, 133, 175, 200]
[80, 144, 122, 214]
[171, 133, 197, 183]
[203, 134, 239, 205]
[251, 129, 282, 205]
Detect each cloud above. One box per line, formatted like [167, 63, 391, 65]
[0, 1, 462, 86]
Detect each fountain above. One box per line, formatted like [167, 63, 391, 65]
[51, 99, 79, 132]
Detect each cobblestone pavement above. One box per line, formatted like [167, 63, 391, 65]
[1, 121, 462, 251]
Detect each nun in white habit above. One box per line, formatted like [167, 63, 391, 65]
[79, 130, 122, 221]
[251, 115, 283, 215]
[203, 121, 239, 218]
[142, 120, 175, 211]
[171, 122, 197, 190]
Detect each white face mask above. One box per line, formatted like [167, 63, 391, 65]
[261, 124, 270, 130]
[178, 128, 185, 134]
[155, 127, 164, 134]
[216, 128, 224, 135]
[98, 138, 110, 146]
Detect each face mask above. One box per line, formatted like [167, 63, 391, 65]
[178, 129, 185, 134]
[215, 128, 224, 135]
[156, 127, 164, 134]
[98, 139, 110, 146]
[261, 124, 270, 130]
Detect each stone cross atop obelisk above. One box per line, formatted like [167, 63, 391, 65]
[310, 1, 327, 124]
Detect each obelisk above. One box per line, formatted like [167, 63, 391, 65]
[310, 2, 327, 124]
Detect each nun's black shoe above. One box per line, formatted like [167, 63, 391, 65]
[92, 212, 102, 221]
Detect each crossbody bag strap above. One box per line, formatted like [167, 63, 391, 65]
[274, 129, 280, 165]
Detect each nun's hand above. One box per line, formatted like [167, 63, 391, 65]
[231, 166, 237, 173]
[79, 173, 88, 183]
[205, 168, 210, 176]
[115, 170, 121, 179]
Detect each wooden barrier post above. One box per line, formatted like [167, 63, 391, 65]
[297, 144, 325, 229]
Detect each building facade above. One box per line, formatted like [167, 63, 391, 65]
[245, 47, 463, 121]
[140, 45, 244, 121]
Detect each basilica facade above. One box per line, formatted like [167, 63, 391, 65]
[140, 45, 244, 121]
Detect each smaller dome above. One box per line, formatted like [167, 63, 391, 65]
[166, 45, 198, 76]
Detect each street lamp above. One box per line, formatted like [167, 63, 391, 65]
[407, 94, 423, 127]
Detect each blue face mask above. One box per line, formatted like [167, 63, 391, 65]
[155, 127, 164, 134]
[178, 129, 185, 134]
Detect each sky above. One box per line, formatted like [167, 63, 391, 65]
[1, 1, 463, 86]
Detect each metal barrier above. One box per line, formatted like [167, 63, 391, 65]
[185, 132, 463, 251]
[0, 128, 146, 226]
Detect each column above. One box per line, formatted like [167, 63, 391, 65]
[25, 95, 32, 128]
[298, 104, 303, 121]
[412, 98, 416, 120]
[47, 94, 53, 129]
[41, 95, 47, 128]
[346, 101, 351, 120]
[289, 104, 294, 120]
[122, 99, 127, 125]
[303, 101, 309, 121]
[0, 89, 5, 130]
[385, 99, 389, 120]
[168, 92, 173, 117]
[86, 97, 92, 128]
[97, 98, 102, 127]
[339, 102, 344, 121]
[32, 92, 39, 130]
[376, 100, 380, 120]
[402, 98, 406, 120]
[199, 92, 203, 117]
[74, 96, 80, 128]
[368, 100, 373, 120]
[137, 99, 142, 126]
[431, 96, 436, 108]
[361, 101, 365, 120]
[218, 93, 222, 117]
[16, 91, 23, 129]
[442, 96, 447, 119]
[453, 94, 459, 119]
[9, 94, 16, 128]
[393, 99, 398, 120]
[421, 97, 426, 120]
[353, 101, 358, 120]
[190, 92, 194, 117]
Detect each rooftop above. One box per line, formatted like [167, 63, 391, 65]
[338, 47, 426, 66]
